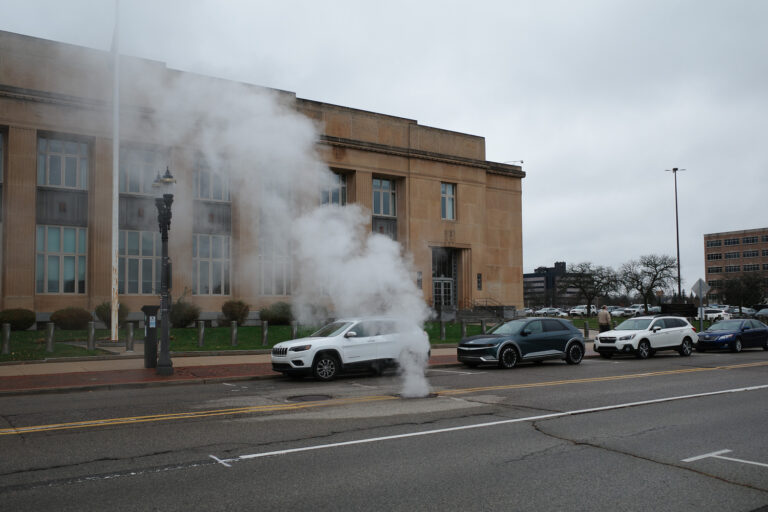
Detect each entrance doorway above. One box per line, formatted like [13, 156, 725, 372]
[432, 247, 457, 307]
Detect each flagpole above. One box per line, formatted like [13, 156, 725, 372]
[110, 0, 121, 342]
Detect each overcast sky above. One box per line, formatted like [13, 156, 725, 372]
[2, 0, 767, 294]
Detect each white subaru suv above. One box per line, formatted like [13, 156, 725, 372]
[271, 317, 430, 381]
[594, 315, 697, 359]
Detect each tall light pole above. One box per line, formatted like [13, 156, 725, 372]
[154, 167, 175, 376]
[666, 167, 685, 300]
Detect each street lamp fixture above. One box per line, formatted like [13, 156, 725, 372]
[666, 167, 685, 300]
[153, 167, 176, 376]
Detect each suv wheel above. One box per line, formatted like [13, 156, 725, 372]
[313, 353, 340, 381]
[636, 340, 651, 359]
[730, 338, 743, 353]
[498, 345, 518, 369]
[565, 343, 584, 365]
[678, 338, 693, 357]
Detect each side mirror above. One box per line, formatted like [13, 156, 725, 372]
[345, 331, 357, 338]
[520, 329, 530, 336]
[652, 326, 661, 332]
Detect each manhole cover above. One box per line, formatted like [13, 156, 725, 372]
[287, 394, 333, 402]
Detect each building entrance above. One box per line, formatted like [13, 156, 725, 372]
[432, 247, 457, 307]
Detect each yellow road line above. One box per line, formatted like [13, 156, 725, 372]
[2, 360, 766, 436]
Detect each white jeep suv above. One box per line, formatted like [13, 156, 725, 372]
[594, 315, 697, 359]
[271, 317, 430, 381]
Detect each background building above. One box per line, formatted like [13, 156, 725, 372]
[0, 31, 525, 322]
[523, 262, 580, 308]
[703, 227, 768, 304]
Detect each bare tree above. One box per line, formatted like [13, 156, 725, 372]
[619, 254, 677, 313]
[721, 272, 767, 312]
[558, 262, 618, 317]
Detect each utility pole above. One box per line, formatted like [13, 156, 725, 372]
[666, 167, 685, 300]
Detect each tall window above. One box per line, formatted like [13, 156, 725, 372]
[118, 230, 160, 294]
[36, 225, 86, 293]
[194, 156, 230, 201]
[37, 136, 88, 189]
[372, 178, 396, 217]
[321, 172, 347, 205]
[120, 146, 169, 195]
[441, 183, 456, 220]
[193, 234, 231, 295]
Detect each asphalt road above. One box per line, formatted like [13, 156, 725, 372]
[1, 350, 768, 511]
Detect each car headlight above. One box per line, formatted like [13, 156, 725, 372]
[716, 334, 734, 341]
[289, 345, 312, 352]
[619, 334, 636, 341]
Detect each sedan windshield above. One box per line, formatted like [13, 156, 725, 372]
[490, 320, 527, 336]
[311, 322, 353, 337]
[707, 320, 744, 331]
[615, 318, 652, 330]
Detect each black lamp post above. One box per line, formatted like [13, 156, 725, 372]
[154, 167, 175, 376]
[666, 167, 685, 300]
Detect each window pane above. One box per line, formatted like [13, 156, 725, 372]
[441, 197, 446, 219]
[39, 137, 47, 152]
[199, 235, 210, 258]
[49, 155, 61, 186]
[65, 140, 79, 154]
[47, 255, 60, 292]
[141, 231, 154, 256]
[37, 154, 46, 185]
[128, 259, 139, 293]
[49, 139, 62, 152]
[63, 228, 76, 253]
[36, 254, 45, 293]
[65, 156, 77, 187]
[36, 226, 45, 251]
[199, 261, 210, 294]
[200, 171, 210, 199]
[80, 159, 88, 189]
[373, 192, 380, 214]
[142, 259, 154, 293]
[224, 262, 230, 295]
[127, 231, 139, 255]
[212, 236, 222, 259]
[119, 230, 126, 255]
[63, 256, 75, 293]
[383, 193, 390, 216]
[47, 227, 60, 252]
[212, 262, 222, 294]
[192, 235, 197, 258]
[78, 229, 86, 253]
[213, 174, 223, 200]
[80, 142, 88, 156]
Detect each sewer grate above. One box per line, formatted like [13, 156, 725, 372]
[286, 394, 333, 402]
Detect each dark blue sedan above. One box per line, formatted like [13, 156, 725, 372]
[695, 319, 768, 353]
[457, 318, 585, 368]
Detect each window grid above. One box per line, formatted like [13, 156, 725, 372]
[120, 147, 169, 195]
[707, 266, 723, 274]
[763, 249, 768, 257]
[743, 264, 760, 271]
[372, 178, 396, 217]
[724, 238, 739, 246]
[194, 157, 230, 202]
[725, 252, 739, 259]
[706, 240, 722, 248]
[37, 136, 89, 189]
[118, 230, 161, 294]
[725, 265, 741, 273]
[743, 250, 759, 258]
[321, 173, 347, 206]
[36, 225, 87, 294]
[441, 183, 456, 220]
[742, 236, 758, 244]
[706, 253, 722, 261]
[193, 234, 231, 295]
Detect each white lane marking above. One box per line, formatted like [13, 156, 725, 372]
[209, 455, 232, 467]
[214, 384, 768, 465]
[683, 450, 768, 468]
[428, 369, 484, 375]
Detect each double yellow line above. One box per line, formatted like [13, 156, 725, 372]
[2, 360, 766, 436]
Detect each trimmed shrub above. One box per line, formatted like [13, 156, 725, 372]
[94, 302, 130, 328]
[221, 300, 249, 326]
[50, 307, 93, 330]
[169, 299, 201, 328]
[0, 308, 36, 331]
[259, 301, 293, 325]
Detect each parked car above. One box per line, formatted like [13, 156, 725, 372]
[569, 305, 597, 317]
[696, 319, 768, 352]
[757, 309, 768, 321]
[521, 308, 534, 316]
[696, 308, 731, 321]
[593, 315, 697, 359]
[726, 306, 756, 318]
[535, 307, 560, 316]
[271, 317, 430, 381]
[609, 307, 631, 318]
[457, 317, 585, 368]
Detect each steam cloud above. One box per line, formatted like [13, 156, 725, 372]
[126, 70, 431, 396]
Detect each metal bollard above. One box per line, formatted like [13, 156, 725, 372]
[197, 321, 205, 348]
[440, 320, 446, 341]
[46, 322, 55, 353]
[2, 323, 10, 355]
[231, 321, 238, 347]
[126, 323, 135, 352]
[291, 321, 298, 339]
[261, 320, 269, 346]
[87, 321, 95, 351]
[481, 319, 487, 334]
[461, 321, 467, 339]
[584, 321, 589, 338]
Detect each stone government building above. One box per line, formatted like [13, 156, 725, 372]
[0, 30, 525, 323]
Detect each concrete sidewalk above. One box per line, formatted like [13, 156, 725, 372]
[0, 336, 598, 395]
